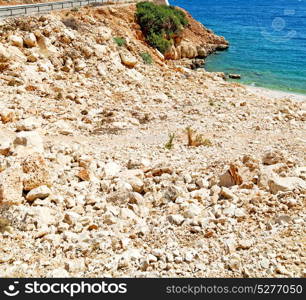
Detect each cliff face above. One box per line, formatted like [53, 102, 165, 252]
[164, 8, 228, 60]
[92, 3, 228, 61]
[0, 1, 227, 61]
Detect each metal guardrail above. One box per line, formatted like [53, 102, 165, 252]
[0, 0, 128, 18]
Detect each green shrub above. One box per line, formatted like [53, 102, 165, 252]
[113, 37, 126, 47]
[140, 52, 153, 64]
[136, 1, 188, 54]
[147, 33, 171, 55]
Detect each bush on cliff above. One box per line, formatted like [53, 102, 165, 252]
[136, 1, 188, 54]
[140, 52, 153, 64]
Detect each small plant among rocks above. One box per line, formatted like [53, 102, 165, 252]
[140, 52, 153, 64]
[165, 133, 175, 150]
[113, 37, 126, 47]
[186, 126, 212, 147]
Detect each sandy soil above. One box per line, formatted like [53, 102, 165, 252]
[246, 85, 306, 103]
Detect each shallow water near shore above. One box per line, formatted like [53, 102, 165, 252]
[170, 0, 306, 95]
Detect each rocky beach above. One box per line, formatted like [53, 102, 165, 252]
[0, 3, 305, 278]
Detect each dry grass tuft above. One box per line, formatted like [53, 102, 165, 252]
[186, 126, 212, 147]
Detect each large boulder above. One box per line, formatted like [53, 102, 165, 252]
[196, 46, 208, 58]
[178, 42, 198, 59]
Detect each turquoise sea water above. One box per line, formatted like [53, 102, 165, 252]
[170, 0, 306, 94]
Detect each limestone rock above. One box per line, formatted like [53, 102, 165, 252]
[24, 33, 37, 48]
[0, 44, 11, 62]
[269, 176, 306, 194]
[183, 203, 202, 218]
[7, 46, 27, 63]
[21, 153, 52, 191]
[258, 164, 282, 190]
[94, 44, 108, 58]
[262, 149, 286, 165]
[97, 63, 107, 76]
[97, 26, 112, 42]
[77, 168, 91, 181]
[219, 164, 243, 187]
[26, 185, 51, 202]
[119, 51, 138, 68]
[27, 52, 39, 62]
[197, 47, 208, 58]
[223, 203, 236, 217]
[9, 35, 23, 48]
[104, 161, 121, 177]
[175, 42, 198, 59]
[119, 169, 144, 193]
[168, 214, 185, 225]
[0, 165, 23, 205]
[237, 239, 253, 250]
[74, 59, 87, 71]
[25, 206, 57, 228]
[220, 187, 236, 199]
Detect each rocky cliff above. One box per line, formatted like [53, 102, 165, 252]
[0, 1, 228, 62]
[164, 8, 228, 60]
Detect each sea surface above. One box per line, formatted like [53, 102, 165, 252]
[170, 0, 306, 94]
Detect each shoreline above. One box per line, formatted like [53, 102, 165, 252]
[244, 85, 306, 102]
